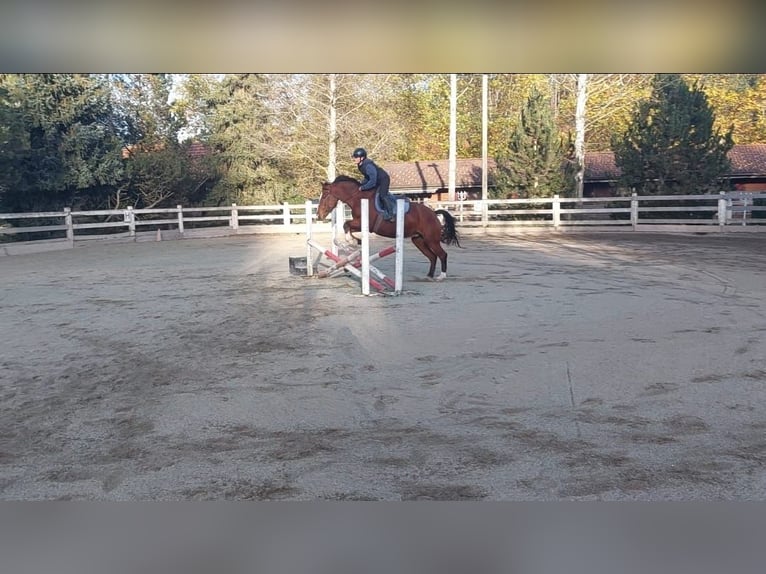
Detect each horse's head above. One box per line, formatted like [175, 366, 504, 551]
[316, 182, 339, 220]
[316, 176, 360, 220]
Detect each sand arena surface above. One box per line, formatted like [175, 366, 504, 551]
[1, 230, 766, 500]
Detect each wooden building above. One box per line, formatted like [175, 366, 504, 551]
[383, 144, 766, 200]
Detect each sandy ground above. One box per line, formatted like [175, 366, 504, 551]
[1, 229, 766, 500]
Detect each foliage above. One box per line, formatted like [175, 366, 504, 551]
[611, 74, 734, 195]
[0, 80, 25, 205]
[110, 74, 215, 209]
[494, 86, 571, 198]
[389, 74, 550, 162]
[0, 74, 124, 211]
[202, 74, 288, 205]
[266, 74, 401, 195]
[577, 75, 654, 151]
[688, 74, 766, 144]
[2, 73, 766, 213]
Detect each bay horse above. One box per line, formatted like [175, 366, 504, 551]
[316, 175, 460, 280]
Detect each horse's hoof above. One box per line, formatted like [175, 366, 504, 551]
[434, 273, 446, 281]
[334, 240, 356, 252]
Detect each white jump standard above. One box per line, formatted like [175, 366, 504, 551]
[305, 198, 405, 295]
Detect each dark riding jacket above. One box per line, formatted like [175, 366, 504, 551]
[358, 158, 391, 194]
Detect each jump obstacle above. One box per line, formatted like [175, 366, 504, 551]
[301, 198, 405, 295]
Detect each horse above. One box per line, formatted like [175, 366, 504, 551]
[316, 175, 460, 280]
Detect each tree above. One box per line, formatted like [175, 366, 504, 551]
[171, 74, 224, 143]
[689, 74, 766, 144]
[109, 74, 212, 209]
[573, 73, 588, 198]
[494, 86, 570, 198]
[0, 79, 26, 206]
[265, 74, 410, 199]
[611, 74, 734, 195]
[574, 74, 654, 150]
[203, 74, 287, 205]
[0, 74, 124, 211]
[266, 74, 353, 195]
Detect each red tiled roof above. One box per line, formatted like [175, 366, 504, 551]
[384, 154, 624, 190]
[585, 144, 766, 181]
[727, 143, 766, 176]
[122, 140, 210, 161]
[584, 151, 621, 181]
[187, 141, 209, 159]
[383, 158, 497, 191]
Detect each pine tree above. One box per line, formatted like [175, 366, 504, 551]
[0, 74, 124, 211]
[0, 80, 25, 206]
[611, 74, 734, 195]
[494, 86, 568, 198]
[204, 74, 286, 205]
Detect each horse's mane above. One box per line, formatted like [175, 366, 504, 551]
[332, 175, 360, 184]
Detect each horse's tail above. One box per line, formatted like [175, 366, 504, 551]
[435, 209, 461, 248]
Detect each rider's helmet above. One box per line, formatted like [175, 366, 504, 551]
[352, 147, 367, 159]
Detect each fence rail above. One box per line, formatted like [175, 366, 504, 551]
[2, 192, 765, 255]
[431, 191, 766, 231]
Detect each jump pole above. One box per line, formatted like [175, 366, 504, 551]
[306, 239, 388, 292]
[326, 245, 396, 288]
[358, 197, 405, 295]
[306, 237, 390, 293]
[304, 197, 404, 295]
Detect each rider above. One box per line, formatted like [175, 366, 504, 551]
[352, 147, 396, 221]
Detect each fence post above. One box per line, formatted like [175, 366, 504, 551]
[744, 195, 750, 227]
[64, 207, 74, 247]
[231, 203, 239, 230]
[283, 202, 291, 227]
[552, 195, 561, 229]
[457, 191, 466, 223]
[126, 206, 135, 238]
[481, 199, 488, 228]
[718, 192, 727, 232]
[305, 200, 314, 277]
[631, 193, 638, 231]
[177, 205, 184, 235]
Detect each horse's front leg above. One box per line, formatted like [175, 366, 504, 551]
[343, 219, 361, 245]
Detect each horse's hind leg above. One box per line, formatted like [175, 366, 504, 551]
[427, 240, 448, 280]
[411, 234, 438, 279]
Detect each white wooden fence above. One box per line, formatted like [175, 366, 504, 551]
[1, 192, 765, 255]
[431, 191, 766, 231]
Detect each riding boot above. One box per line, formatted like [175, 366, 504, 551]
[384, 196, 396, 221]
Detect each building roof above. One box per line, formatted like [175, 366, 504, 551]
[383, 145, 766, 191]
[584, 144, 766, 181]
[727, 143, 766, 176]
[187, 141, 209, 159]
[383, 158, 497, 192]
[584, 151, 621, 181]
[139, 140, 766, 187]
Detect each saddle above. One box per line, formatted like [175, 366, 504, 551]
[374, 192, 410, 217]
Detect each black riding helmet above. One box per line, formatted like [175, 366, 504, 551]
[352, 147, 367, 159]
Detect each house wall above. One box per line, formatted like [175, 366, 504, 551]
[426, 187, 484, 202]
[584, 182, 620, 198]
[735, 180, 766, 192]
